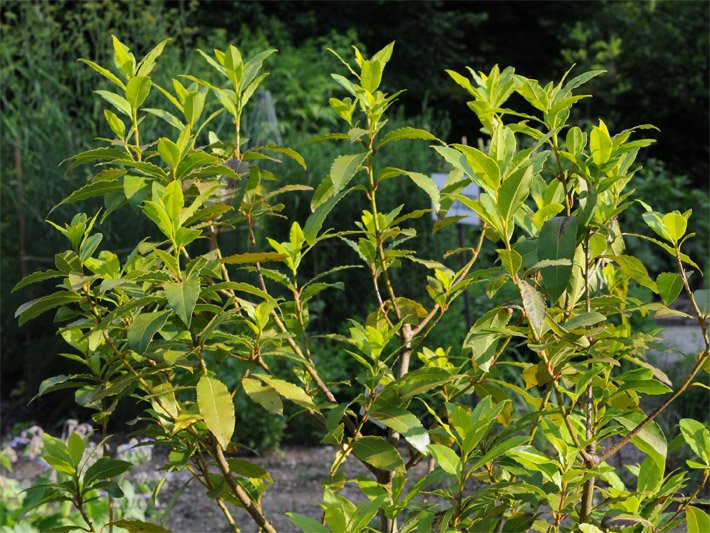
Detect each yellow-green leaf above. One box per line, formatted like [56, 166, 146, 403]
[686, 506, 710, 533]
[126, 76, 152, 110]
[196, 375, 235, 450]
[242, 377, 283, 415]
[157, 138, 181, 169]
[656, 272, 683, 305]
[369, 403, 430, 454]
[427, 443, 460, 476]
[352, 436, 404, 472]
[330, 153, 368, 193]
[252, 374, 318, 412]
[377, 127, 437, 149]
[662, 211, 687, 243]
[127, 310, 170, 354]
[590, 119, 612, 166]
[164, 279, 200, 326]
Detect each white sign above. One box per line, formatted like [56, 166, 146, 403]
[430, 172, 480, 226]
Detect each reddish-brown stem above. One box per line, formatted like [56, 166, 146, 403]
[598, 353, 707, 463]
[668, 469, 710, 524]
[581, 231, 597, 520]
[411, 224, 487, 338]
[214, 443, 276, 533]
[597, 246, 710, 464]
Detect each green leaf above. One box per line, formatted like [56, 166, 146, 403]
[15, 292, 82, 326]
[637, 455, 663, 493]
[564, 312, 606, 330]
[221, 252, 287, 264]
[93, 480, 124, 498]
[127, 311, 170, 354]
[59, 179, 124, 206]
[662, 211, 687, 242]
[590, 119, 612, 166]
[498, 249, 522, 277]
[470, 435, 528, 470]
[41, 434, 75, 475]
[686, 506, 710, 533]
[67, 433, 85, 466]
[694, 289, 710, 316]
[360, 59, 383, 92]
[330, 153, 368, 193]
[656, 273, 684, 305]
[304, 189, 350, 245]
[13, 270, 64, 292]
[104, 109, 126, 138]
[427, 443, 460, 476]
[456, 396, 508, 455]
[349, 495, 387, 533]
[145, 108, 185, 130]
[79, 59, 126, 89]
[126, 76, 152, 110]
[157, 138, 181, 168]
[377, 127, 437, 149]
[111, 35, 135, 78]
[394, 367, 452, 399]
[33, 374, 86, 401]
[123, 175, 150, 206]
[253, 374, 318, 412]
[617, 414, 667, 469]
[163, 181, 184, 227]
[259, 145, 307, 170]
[613, 255, 658, 292]
[641, 210, 673, 241]
[564, 69, 606, 92]
[135, 37, 171, 78]
[80, 233, 103, 262]
[287, 513, 330, 533]
[143, 200, 173, 238]
[227, 458, 270, 480]
[83, 457, 132, 487]
[110, 520, 172, 533]
[95, 90, 132, 117]
[352, 436, 404, 472]
[164, 279, 200, 326]
[454, 144, 501, 192]
[507, 446, 559, 481]
[538, 216, 578, 302]
[196, 375, 235, 450]
[402, 170, 441, 212]
[498, 164, 534, 227]
[242, 377, 283, 415]
[520, 281, 546, 336]
[680, 419, 710, 464]
[369, 403, 430, 454]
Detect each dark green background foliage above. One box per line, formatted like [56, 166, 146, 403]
[1, 0, 707, 450]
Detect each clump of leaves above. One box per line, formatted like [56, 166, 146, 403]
[15, 36, 709, 533]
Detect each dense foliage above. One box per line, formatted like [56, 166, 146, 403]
[11, 35, 710, 533]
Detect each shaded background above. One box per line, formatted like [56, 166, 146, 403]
[1, 0, 708, 446]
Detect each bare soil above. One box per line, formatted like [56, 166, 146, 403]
[161, 445, 376, 532]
